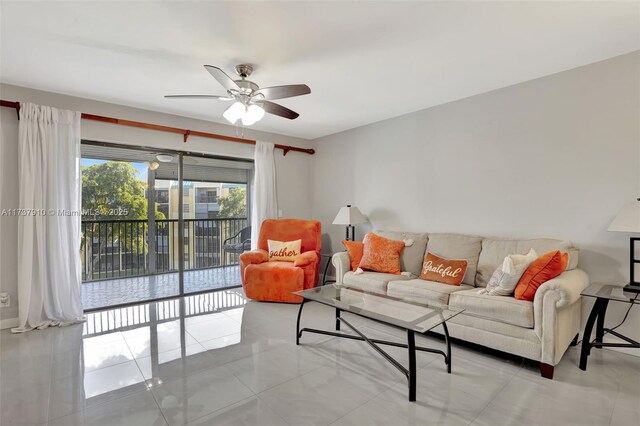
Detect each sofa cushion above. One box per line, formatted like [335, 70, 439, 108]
[449, 289, 534, 328]
[343, 271, 410, 294]
[477, 238, 579, 288]
[387, 279, 473, 306]
[425, 234, 482, 286]
[374, 230, 429, 277]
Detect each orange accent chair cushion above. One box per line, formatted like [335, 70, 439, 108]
[419, 252, 468, 286]
[514, 251, 569, 301]
[240, 219, 321, 303]
[358, 233, 405, 275]
[244, 261, 304, 303]
[342, 240, 364, 272]
[268, 239, 301, 261]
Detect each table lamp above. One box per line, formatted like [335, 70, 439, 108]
[608, 198, 640, 293]
[332, 205, 367, 241]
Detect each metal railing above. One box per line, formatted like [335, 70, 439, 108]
[83, 290, 247, 337]
[81, 217, 248, 282]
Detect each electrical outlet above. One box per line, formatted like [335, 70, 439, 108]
[0, 293, 9, 308]
[278, 209, 284, 218]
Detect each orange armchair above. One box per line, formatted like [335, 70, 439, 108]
[240, 219, 322, 303]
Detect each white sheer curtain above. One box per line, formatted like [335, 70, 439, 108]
[12, 103, 84, 333]
[251, 141, 278, 249]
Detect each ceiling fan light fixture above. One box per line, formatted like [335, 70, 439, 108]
[166, 64, 309, 124]
[223, 101, 246, 124]
[156, 154, 174, 163]
[242, 104, 265, 126]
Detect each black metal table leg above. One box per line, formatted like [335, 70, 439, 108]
[580, 298, 604, 370]
[296, 299, 307, 345]
[595, 299, 610, 343]
[296, 298, 453, 402]
[322, 256, 332, 285]
[407, 330, 416, 402]
[442, 321, 451, 374]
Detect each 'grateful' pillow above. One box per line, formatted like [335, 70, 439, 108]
[514, 250, 569, 301]
[419, 252, 468, 286]
[342, 240, 364, 272]
[480, 249, 538, 296]
[268, 239, 301, 262]
[358, 233, 405, 274]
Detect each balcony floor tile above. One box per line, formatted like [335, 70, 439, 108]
[82, 266, 241, 310]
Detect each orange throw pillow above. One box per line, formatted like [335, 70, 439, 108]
[420, 252, 468, 286]
[358, 233, 405, 274]
[515, 251, 569, 301]
[342, 240, 364, 272]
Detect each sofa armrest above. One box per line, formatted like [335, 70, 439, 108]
[294, 251, 319, 268]
[534, 268, 590, 365]
[534, 268, 590, 310]
[240, 249, 269, 265]
[332, 251, 351, 285]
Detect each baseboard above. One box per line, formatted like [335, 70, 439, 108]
[0, 317, 18, 330]
[603, 334, 640, 358]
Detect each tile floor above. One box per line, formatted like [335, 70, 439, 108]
[1, 287, 639, 426]
[82, 266, 242, 310]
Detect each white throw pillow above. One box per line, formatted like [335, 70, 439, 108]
[267, 239, 302, 262]
[479, 249, 538, 296]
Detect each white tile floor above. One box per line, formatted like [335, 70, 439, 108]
[1, 287, 639, 426]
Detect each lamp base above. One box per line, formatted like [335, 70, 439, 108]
[623, 283, 640, 294]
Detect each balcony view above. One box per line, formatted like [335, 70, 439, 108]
[80, 143, 252, 310]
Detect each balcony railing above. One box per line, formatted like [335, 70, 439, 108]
[81, 217, 248, 282]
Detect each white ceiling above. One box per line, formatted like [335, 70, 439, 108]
[1, 1, 638, 140]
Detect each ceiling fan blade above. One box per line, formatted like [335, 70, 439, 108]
[260, 101, 300, 120]
[165, 94, 234, 100]
[204, 65, 239, 92]
[254, 84, 310, 100]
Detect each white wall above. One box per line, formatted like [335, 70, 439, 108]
[311, 52, 640, 345]
[0, 84, 314, 322]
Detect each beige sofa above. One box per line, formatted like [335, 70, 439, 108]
[331, 231, 589, 379]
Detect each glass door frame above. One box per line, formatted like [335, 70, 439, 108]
[81, 140, 253, 312]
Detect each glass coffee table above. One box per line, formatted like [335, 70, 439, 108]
[293, 284, 463, 402]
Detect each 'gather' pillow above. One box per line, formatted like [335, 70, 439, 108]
[514, 250, 569, 301]
[358, 233, 405, 274]
[268, 239, 301, 262]
[342, 240, 364, 272]
[480, 249, 538, 296]
[419, 252, 468, 286]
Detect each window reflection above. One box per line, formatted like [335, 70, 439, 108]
[77, 291, 246, 399]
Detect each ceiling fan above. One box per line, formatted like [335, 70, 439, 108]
[165, 64, 311, 126]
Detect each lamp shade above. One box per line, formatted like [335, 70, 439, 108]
[332, 205, 367, 225]
[608, 199, 640, 233]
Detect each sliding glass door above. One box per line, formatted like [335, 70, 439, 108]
[80, 142, 252, 310]
[153, 154, 252, 295]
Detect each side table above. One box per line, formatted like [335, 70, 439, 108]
[579, 283, 639, 371]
